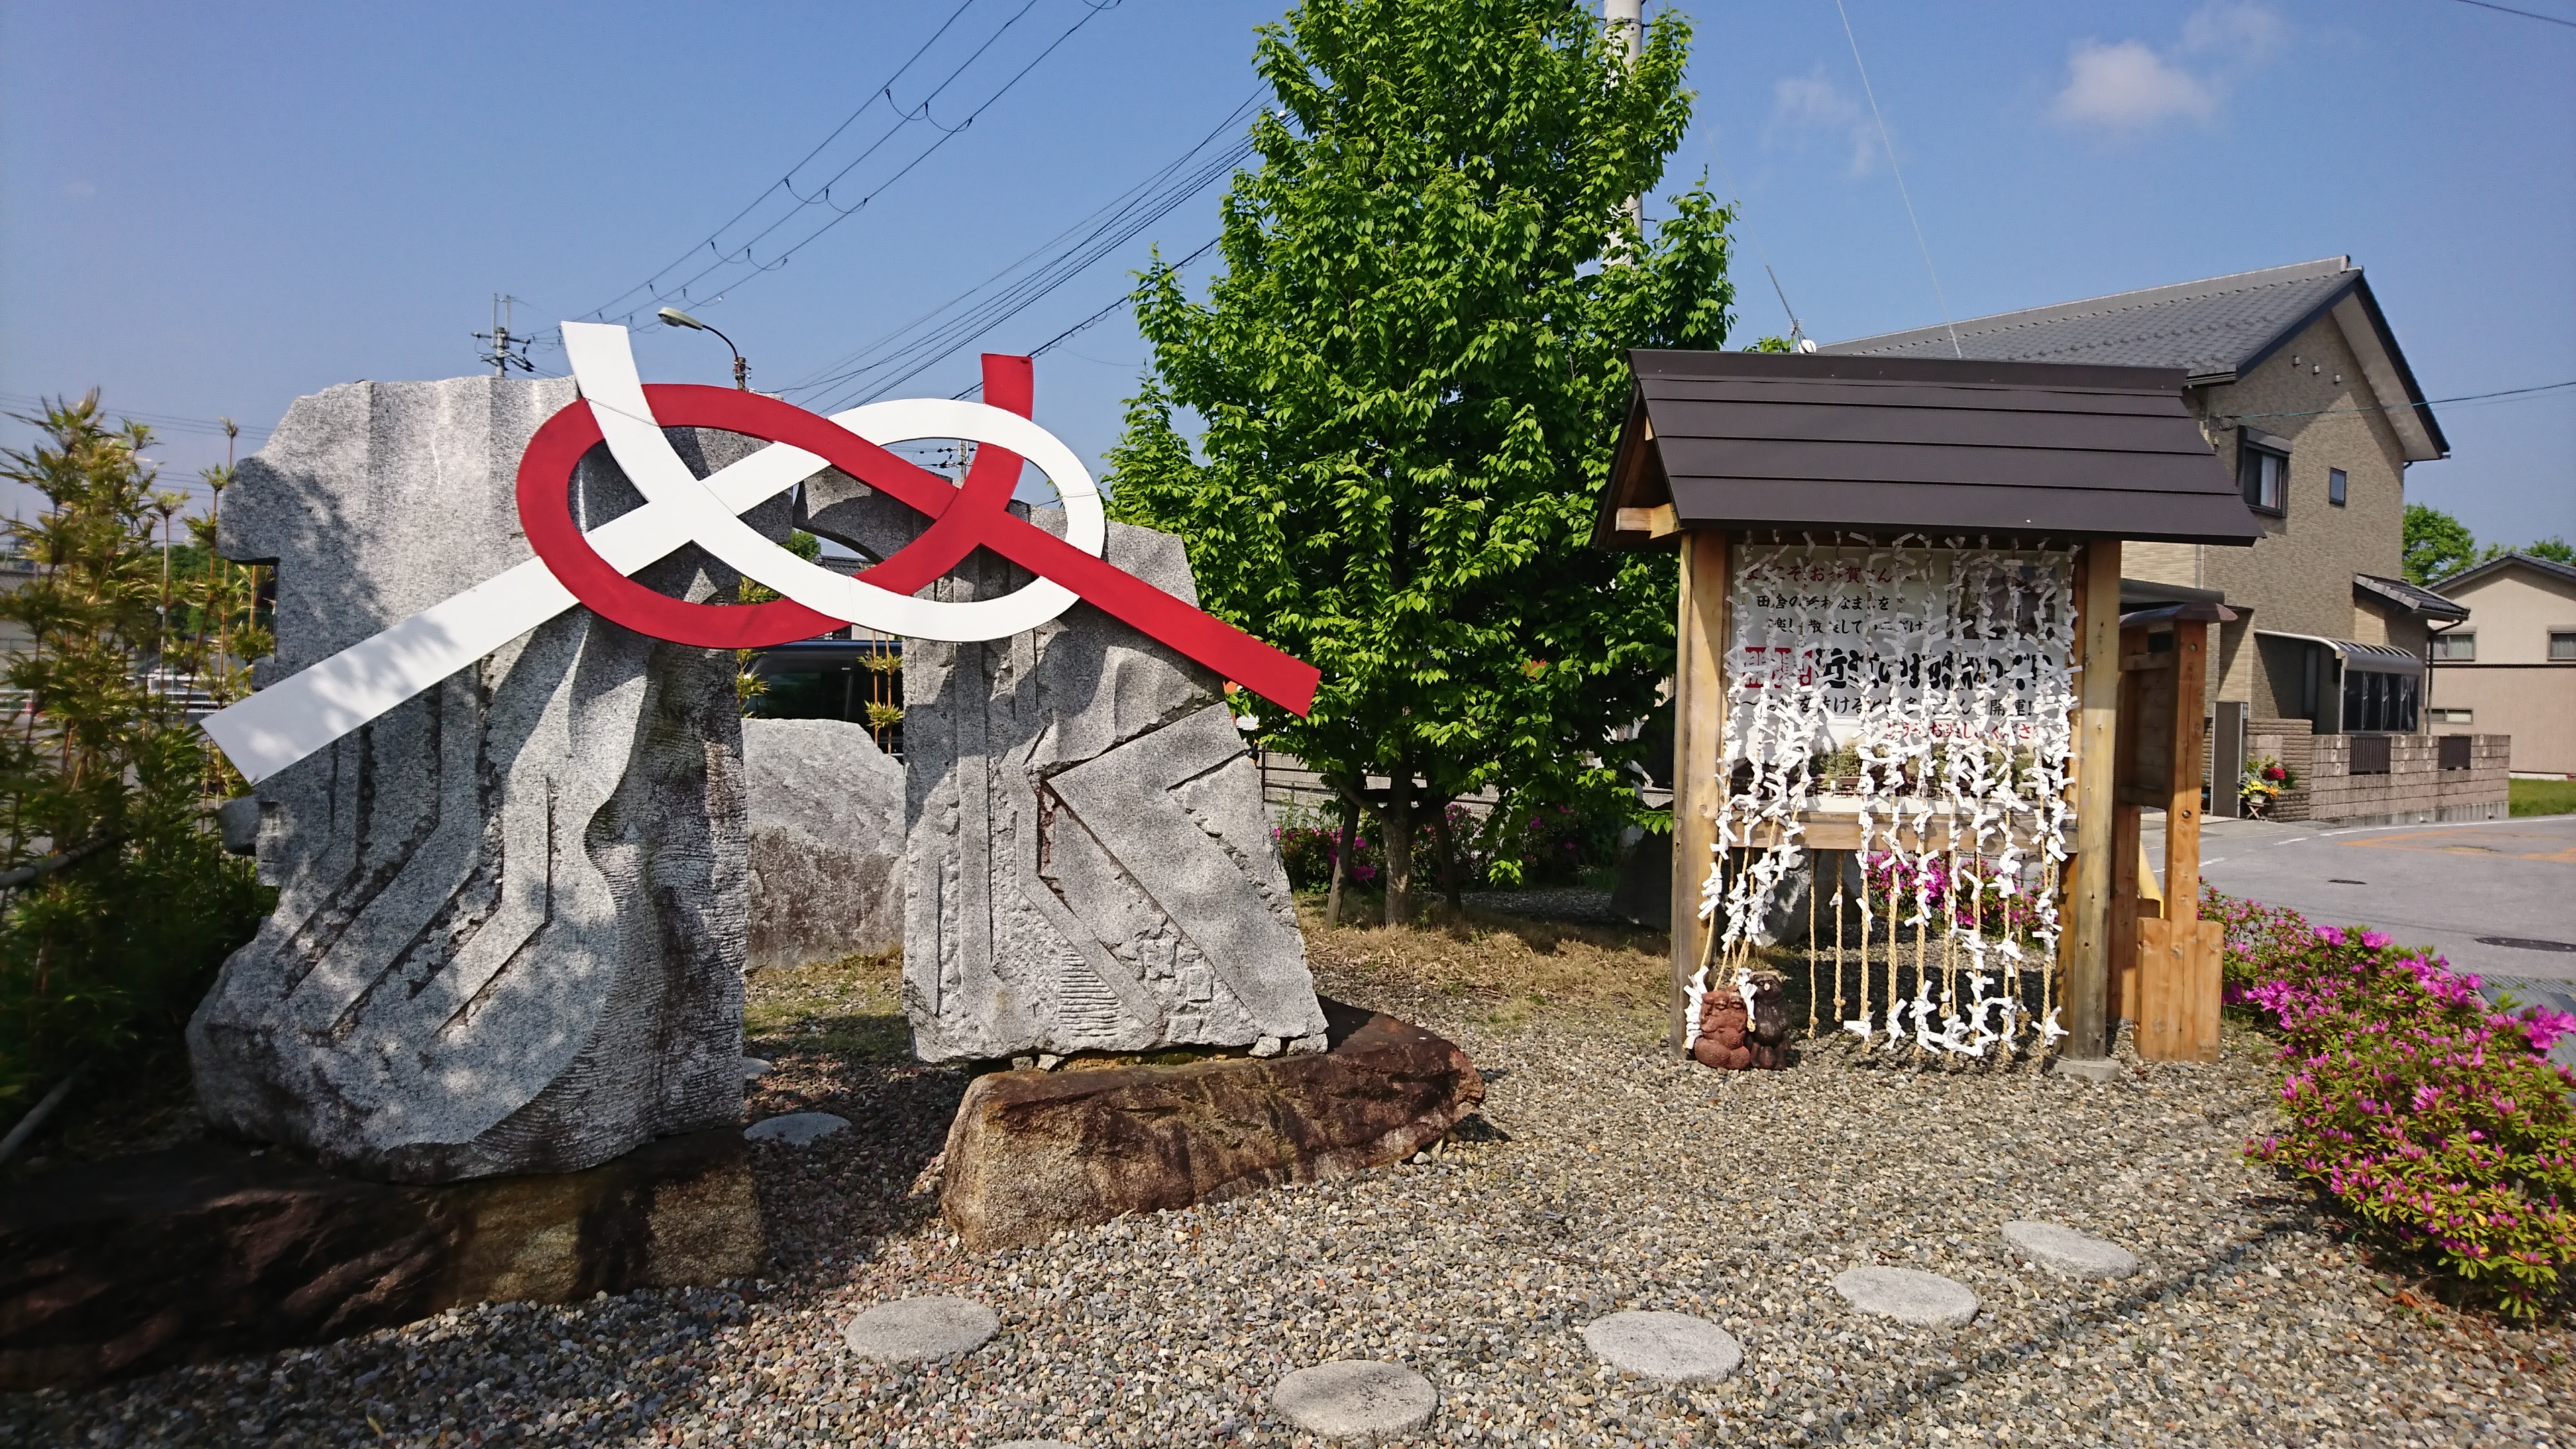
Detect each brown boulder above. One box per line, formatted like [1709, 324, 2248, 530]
[940, 999, 1481, 1250]
[0, 1128, 761, 1391]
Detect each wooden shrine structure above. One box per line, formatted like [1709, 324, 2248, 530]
[1595, 352, 2261, 1063]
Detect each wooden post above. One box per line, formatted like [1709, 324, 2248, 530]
[2137, 618, 2224, 1062]
[2063, 539, 2121, 1059]
[2109, 625, 2145, 1028]
[1668, 530, 1729, 1053]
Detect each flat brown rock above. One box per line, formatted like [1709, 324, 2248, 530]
[940, 1000, 1482, 1250]
[0, 1128, 761, 1391]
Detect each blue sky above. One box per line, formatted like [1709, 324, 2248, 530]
[3, 0, 2569, 546]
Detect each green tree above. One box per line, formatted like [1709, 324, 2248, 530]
[2507, 536, 2573, 566]
[2404, 503, 2481, 586]
[1106, 0, 1733, 924]
[0, 396, 269, 1118]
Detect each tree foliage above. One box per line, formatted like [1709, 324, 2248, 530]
[2403, 503, 2481, 586]
[0, 396, 270, 1120]
[2405, 504, 2574, 583]
[1106, 0, 1733, 920]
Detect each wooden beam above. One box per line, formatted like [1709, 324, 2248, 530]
[2138, 617, 2222, 1063]
[2163, 619, 2208, 927]
[1668, 531, 1729, 1054]
[1616, 504, 1680, 538]
[2063, 538, 2121, 1059]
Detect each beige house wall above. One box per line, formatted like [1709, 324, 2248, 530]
[2428, 668, 2576, 776]
[2438, 565, 2576, 664]
[2428, 563, 2576, 775]
[2141, 309, 2424, 732]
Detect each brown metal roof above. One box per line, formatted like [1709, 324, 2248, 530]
[1594, 350, 2261, 548]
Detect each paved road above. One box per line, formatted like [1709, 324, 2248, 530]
[2151, 812, 2576, 983]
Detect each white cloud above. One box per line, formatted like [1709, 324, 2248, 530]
[2182, 1, 2288, 56]
[2049, 2, 2286, 136]
[1768, 70, 1880, 176]
[2050, 38, 2218, 131]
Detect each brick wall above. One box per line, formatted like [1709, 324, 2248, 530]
[2247, 717, 2316, 821]
[2305, 733, 2510, 826]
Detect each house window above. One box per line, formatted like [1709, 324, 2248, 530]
[2554, 631, 2576, 661]
[2341, 669, 2419, 734]
[2433, 707, 2474, 724]
[2240, 441, 2288, 515]
[2328, 468, 2347, 506]
[2431, 631, 2475, 661]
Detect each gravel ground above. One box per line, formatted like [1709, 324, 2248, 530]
[8, 955, 2571, 1447]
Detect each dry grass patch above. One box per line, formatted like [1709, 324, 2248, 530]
[745, 949, 910, 1061]
[1297, 902, 1672, 1032]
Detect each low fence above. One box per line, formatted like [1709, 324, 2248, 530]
[2307, 731, 2510, 826]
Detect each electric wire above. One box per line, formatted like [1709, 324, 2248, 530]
[784, 90, 1258, 398]
[1834, 0, 1962, 358]
[580, 0, 990, 325]
[2447, 0, 2576, 29]
[2216, 378, 2576, 423]
[584, 0, 1124, 329]
[792, 99, 1257, 411]
[949, 233, 1224, 400]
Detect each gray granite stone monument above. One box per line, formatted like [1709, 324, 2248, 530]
[187, 377, 764, 1183]
[798, 478, 1329, 1063]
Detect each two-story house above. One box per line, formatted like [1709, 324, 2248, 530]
[1821, 258, 2504, 822]
[2427, 551, 2576, 777]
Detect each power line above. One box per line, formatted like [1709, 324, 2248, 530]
[950, 233, 1224, 400]
[786, 90, 1259, 397]
[1, 391, 270, 444]
[1834, 0, 1960, 359]
[581, 0, 1124, 331]
[792, 95, 1258, 411]
[2217, 378, 2576, 423]
[580, 0, 985, 326]
[2447, 0, 2576, 29]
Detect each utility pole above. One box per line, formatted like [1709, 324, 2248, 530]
[1607, 1, 1645, 252]
[474, 294, 537, 378]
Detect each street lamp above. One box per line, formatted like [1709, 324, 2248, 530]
[657, 307, 748, 390]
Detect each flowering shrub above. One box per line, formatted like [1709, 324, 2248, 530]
[1275, 820, 1377, 892]
[2215, 888, 2576, 1315]
[1860, 852, 2041, 936]
[2202, 885, 2318, 991]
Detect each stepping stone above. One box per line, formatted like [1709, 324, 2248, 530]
[1580, 1309, 1742, 1383]
[841, 1297, 1000, 1362]
[2002, 1220, 2140, 1280]
[741, 1056, 773, 1078]
[1831, 1267, 1980, 1328]
[743, 1112, 848, 1146]
[1271, 1360, 1437, 1442]
[2049, 1057, 2123, 1083]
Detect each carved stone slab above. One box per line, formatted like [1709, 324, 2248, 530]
[797, 479, 1327, 1062]
[188, 378, 761, 1183]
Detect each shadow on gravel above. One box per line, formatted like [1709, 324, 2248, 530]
[1814, 1201, 2329, 1443]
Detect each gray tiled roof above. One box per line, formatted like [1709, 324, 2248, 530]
[2355, 572, 2470, 621]
[1819, 257, 2357, 381]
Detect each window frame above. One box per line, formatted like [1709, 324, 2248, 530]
[2239, 437, 2290, 516]
[2552, 631, 2576, 663]
[2328, 467, 2347, 506]
[2431, 631, 2476, 662]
